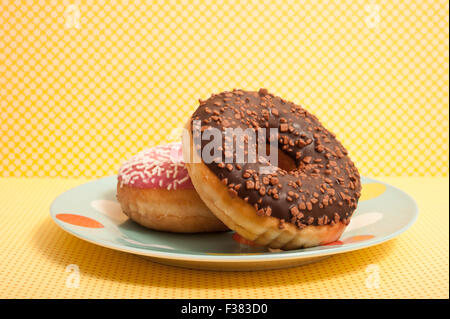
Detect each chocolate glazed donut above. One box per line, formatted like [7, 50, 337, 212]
[182, 89, 361, 249]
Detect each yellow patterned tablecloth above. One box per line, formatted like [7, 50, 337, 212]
[0, 177, 447, 299]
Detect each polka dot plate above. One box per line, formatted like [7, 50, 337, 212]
[50, 176, 418, 271]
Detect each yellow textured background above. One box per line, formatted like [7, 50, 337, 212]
[0, 0, 449, 178]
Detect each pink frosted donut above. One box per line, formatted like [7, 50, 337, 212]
[116, 143, 228, 233]
[118, 143, 193, 190]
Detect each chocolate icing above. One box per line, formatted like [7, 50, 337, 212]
[190, 89, 361, 228]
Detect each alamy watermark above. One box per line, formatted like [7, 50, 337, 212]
[365, 264, 380, 289]
[364, 1, 380, 29]
[64, 4, 81, 29]
[178, 121, 279, 174]
[65, 264, 80, 288]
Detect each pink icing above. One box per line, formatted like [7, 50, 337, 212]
[117, 143, 194, 190]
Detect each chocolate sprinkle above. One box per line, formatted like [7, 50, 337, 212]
[190, 89, 361, 227]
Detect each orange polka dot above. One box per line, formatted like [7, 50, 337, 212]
[232, 233, 258, 246]
[343, 235, 375, 243]
[56, 214, 104, 228]
[322, 240, 344, 246]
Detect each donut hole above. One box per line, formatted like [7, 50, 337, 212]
[276, 148, 297, 172]
[260, 143, 297, 173]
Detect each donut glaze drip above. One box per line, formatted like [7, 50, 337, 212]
[118, 143, 194, 190]
[190, 89, 361, 228]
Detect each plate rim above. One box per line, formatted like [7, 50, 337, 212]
[50, 175, 419, 263]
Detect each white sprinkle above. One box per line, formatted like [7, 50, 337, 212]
[117, 143, 190, 189]
[176, 175, 189, 185]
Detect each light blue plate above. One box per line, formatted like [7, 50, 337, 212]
[50, 176, 418, 271]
